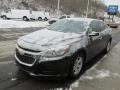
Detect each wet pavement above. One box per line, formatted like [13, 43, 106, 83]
[0, 27, 120, 90]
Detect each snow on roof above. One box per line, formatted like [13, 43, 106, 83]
[67, 18, 99, 24]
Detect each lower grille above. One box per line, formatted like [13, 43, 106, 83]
[16, 49, 35, 64]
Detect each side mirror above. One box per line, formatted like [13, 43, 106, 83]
[89, 32, 99, 36]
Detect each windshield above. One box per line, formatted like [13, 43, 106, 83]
[47, 19, 88, 33]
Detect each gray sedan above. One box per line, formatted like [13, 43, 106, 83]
[15, 18, 112, 78]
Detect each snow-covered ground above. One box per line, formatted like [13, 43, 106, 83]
[0, 19, 49, 28]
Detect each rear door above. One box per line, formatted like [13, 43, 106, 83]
[98, 21, 110, 50]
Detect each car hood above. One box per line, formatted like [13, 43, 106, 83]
[17, 29, 83, 51]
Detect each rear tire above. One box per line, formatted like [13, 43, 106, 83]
[38, 17, 42, 21]
[2, 15, 7, 20]
[70, 52, 84, 78]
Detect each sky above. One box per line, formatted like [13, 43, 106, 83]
[102, 0, 120, 10]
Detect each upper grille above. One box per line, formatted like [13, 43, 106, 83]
[16, 49, 36, 64]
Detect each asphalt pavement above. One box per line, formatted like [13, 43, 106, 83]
[0, 27, 120, 90]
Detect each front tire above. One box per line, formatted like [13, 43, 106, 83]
[70, 53, 84, 78]
[38, 17, 42, 21]
[44, 17, 48, 21]
[23, 16, 29, 21]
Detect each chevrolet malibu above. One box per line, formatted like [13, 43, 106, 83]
[15, 18, 112, 78]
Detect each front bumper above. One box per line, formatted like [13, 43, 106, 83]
[15, 55, 72, 77]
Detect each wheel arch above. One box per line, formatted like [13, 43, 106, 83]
[23, 16, 27, 18]
[71, 48, 87, 64]
[69, 48, 87, 78]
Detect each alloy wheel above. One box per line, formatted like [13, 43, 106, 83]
[73, 56, 83, 76]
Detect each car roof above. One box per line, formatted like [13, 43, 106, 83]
[66, 18, 102, 24]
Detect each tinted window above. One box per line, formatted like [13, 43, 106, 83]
[99, 21, 107, 31]
[90, 20, 107, 32]
[59, 16, 66, 19]
[90, 21, 101, 32]
[67, 16, 70, 18]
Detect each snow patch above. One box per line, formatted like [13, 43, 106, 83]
[80, 60, 120, 80]
[80, 69, 120, 81]
[95, 70, 110, 79]
[112, 73, 120, 78]
[71, 81, 79, 88]
[11, 78, 17, 81]
[0, 19, 49, 28]
[0, 61, 14, 65]
[1, 33, 27, 38]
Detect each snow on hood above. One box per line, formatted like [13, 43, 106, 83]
[17, 29, 83, 51]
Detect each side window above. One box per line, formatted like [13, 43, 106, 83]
[99, 21, 107, 31]
[97, 21, 103, 32]
[67, 16, 70, 18]
[90, 21, 100, 32]
[90, 21, 107, 32]
[59, 16, 66, 19]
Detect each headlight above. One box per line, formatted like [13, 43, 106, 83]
[42, 45, 70, 57]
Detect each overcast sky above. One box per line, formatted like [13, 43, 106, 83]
[102, 0, 120, 10]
